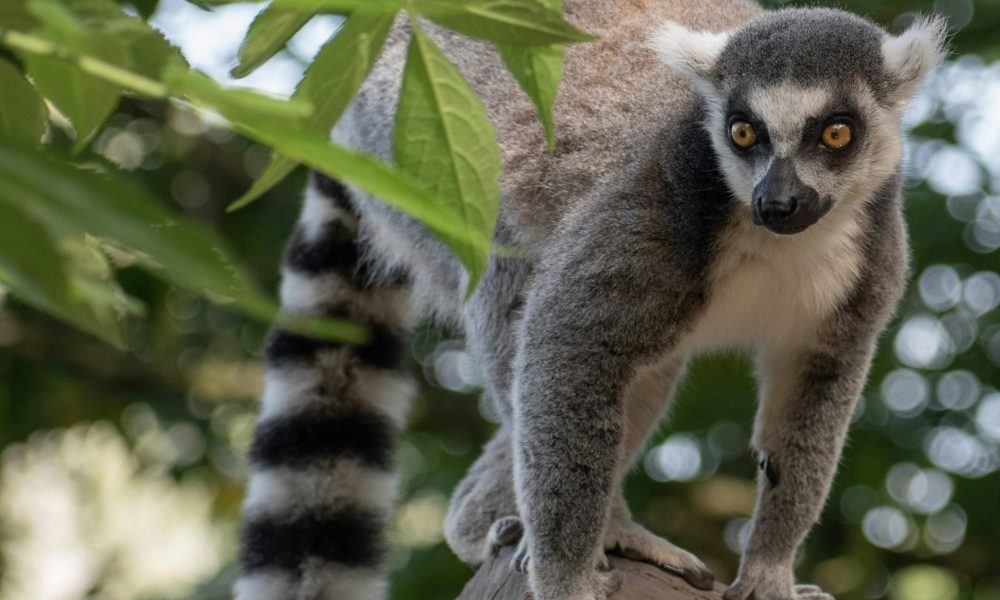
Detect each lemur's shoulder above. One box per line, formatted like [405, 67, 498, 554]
[496, 0, 761, 244]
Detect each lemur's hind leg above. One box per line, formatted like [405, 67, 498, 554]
[444, 426, 519, 566]
[445, 215, 529, 566]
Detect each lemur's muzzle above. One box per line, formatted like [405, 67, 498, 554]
[751, 158, 831, 235]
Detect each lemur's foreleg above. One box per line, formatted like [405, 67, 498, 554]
[510, 202, 703, 600]
[724, 338, 879, 600]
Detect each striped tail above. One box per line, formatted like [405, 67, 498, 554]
[235, 173, 416, 600]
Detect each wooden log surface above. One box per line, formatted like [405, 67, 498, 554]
[457, 546, 727, 600]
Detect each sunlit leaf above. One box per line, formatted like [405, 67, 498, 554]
[232, 4, 316, 78]
[494, 0, 562, 151]
[497, 44, 561, 151]
[235, 119, 486, 255]
[231, 7, 396, 209]
[394, 25, 500, 294]
[0, 58, 47, 147]
[414, 0, 594, 46]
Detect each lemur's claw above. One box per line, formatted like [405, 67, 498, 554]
[682, 565, 715, 591]
[511, 535, 531, 573]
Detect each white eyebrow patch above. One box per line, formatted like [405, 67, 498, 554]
[747, 84, 833, 157]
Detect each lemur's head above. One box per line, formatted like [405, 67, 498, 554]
[651, 9, 947, 235]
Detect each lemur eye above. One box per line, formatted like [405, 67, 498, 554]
[730, 121, 758, 149]
[821, 122, 852, 149]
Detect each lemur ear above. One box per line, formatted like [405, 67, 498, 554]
[881, 15, 949, 104]
[649, 22, 730, 82]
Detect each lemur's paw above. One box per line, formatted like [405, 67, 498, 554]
[487, 516, 523, 556]
[604, 519, 714, 590]
[724, 568, 833, 600]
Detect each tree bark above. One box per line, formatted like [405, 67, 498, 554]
[457, 546, 726, 600]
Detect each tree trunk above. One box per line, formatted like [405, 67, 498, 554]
[457, 546, 726, 599]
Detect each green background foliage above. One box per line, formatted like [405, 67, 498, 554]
[0, 0, 998, 599]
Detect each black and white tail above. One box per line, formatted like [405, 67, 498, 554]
[235, 173, 416, 600]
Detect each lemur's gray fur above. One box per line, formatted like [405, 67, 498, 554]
[236, 1, 946, 599]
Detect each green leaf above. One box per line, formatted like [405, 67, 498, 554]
[0, 266, 127, 348]
[496, 0, 562, 151]
[0, 144, 250, 300]
[0, 0, 38, 30]
[20, 0, 125, 151]
[0, 194, 68, 308]
[231, 7, 396, 210]
[183, 0, 214, 8]
[233, 4, 315, 78]
[414, 0, 594, 46]
[23, 48, 121, 152]
[0, 143, 368, 344]
[60, 236, 145, 347]
[497, 44, 561, 151]
[105, 11, 189, 79]
[122, 0, 161, 19]
[0, 58, 47, 147]
[0, 198, 128, 347]
[54, 0, 190, 78]
[394, 25, 500, 294]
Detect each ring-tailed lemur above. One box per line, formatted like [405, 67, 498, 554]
[235, 1, 946, 599]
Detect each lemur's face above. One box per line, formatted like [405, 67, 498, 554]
[710, 81, 900, 235]
[652, 8, 947, 235]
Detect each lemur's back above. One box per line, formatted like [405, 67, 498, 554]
[335, 0, 761, 246]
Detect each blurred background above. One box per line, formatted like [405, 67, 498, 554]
[2, 0, 1000, 598]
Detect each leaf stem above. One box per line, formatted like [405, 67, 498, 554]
[0, 28, 169, 97]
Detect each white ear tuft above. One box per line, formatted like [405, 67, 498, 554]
[882, 15, 949, 103]
[649, 22, 731, 81]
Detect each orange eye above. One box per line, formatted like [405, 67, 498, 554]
[821, 122, 852, 149]
[730, 121, 757, 149]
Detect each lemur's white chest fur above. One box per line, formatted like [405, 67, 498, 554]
[682, 203, 864, 353]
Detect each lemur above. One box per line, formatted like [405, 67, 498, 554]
[235, 1, 946, 599]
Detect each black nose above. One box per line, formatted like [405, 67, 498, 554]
[751, 159, 824, 234]
[758, 196, 798, 220]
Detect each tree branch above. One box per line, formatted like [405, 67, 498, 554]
[457, 545, 727, 599]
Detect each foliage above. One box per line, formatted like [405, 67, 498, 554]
[0, 0, 588, 341]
